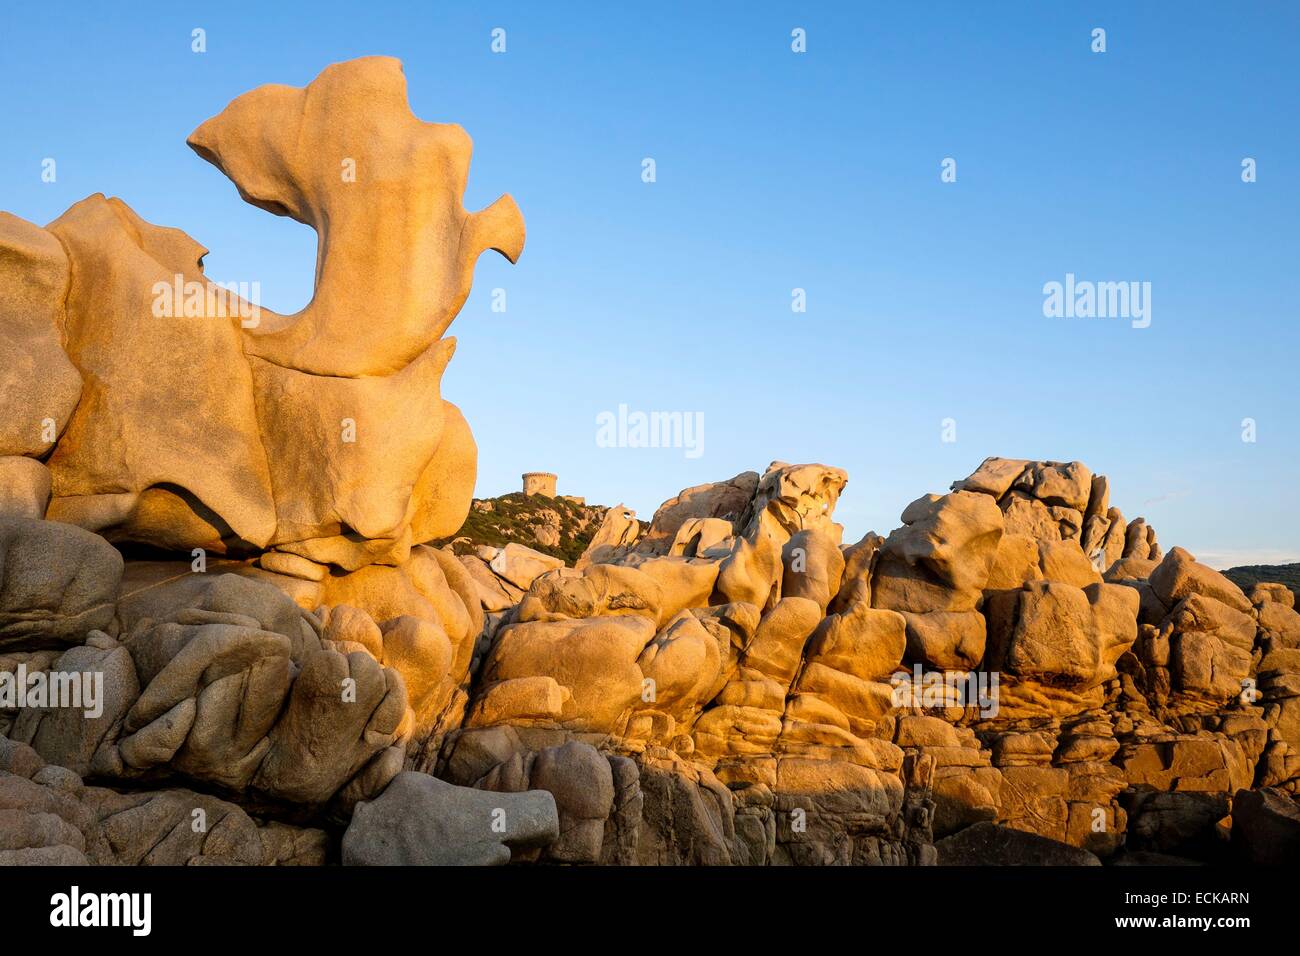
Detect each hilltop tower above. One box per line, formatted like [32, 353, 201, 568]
[522, 472, 557, 497]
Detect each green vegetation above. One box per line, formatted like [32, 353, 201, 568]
[1222, 562, 1300, 602]
[433, 492, 609, 565]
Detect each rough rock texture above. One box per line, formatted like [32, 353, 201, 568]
[5, 449, 1293, 867]
[6, 56, 521, 567]
[341, 771, 557, 865]
[2, 60, 1297, 868]
[0, 517, 123, 649]
[0, 737, 327, 865]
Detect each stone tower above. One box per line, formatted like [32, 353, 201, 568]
[522, 472, 557, 497]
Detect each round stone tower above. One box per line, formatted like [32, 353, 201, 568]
[522, 472, 557, 497]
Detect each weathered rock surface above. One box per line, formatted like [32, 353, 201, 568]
[2, 60, 1295, 869]
[5, 57, 522, 568]
[342, 771, 557, 865]
[0, 517, 123, 649]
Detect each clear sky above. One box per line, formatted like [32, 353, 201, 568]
[2, 1, 1296, 568]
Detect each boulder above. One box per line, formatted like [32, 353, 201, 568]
[935, 821, 1101, 865]
[489, 542, 565, 591]
[1149, 547, 1252, 614]
[637, 471, 758, 554]
[950, 457, 1028, 498]
[988, 581, 1138, 687]
[0, 457, 51, 520]
[1230, 787, 1300, 865]
[0, 518, 123, 649]
[342, 771, 558, 865]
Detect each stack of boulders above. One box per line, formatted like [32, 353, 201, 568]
[3, 451, 1299, 865]
[431, 455, 1300, 865]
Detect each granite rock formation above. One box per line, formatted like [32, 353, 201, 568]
[2, 60, 1297, 866]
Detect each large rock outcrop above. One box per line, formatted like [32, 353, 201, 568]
[3, 56, 522, 572]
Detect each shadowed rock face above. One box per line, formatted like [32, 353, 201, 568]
[1, 56, 522, 566]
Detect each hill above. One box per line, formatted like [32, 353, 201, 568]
[1222, 562, 1300, 601]
[434, 492, 621, 565]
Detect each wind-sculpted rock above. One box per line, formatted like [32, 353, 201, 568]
[474, 739, 615, 863]
[1151, 547, 1252, 614]
[1, 567, 413, 810]
[986, 581, 1139, 688]
[872, 491, 1003, 614]
[432, 455, 1291, 864]
[742, 461, 848, 542]
[0, 458, 51, 521]
[471, 615, 666, 734]
[951, 457, 1152, 571]
[3, 57, 522, 567]
[636, 471, 759, 554]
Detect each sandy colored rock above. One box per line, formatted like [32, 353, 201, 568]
[637, 471, 758, 553]
[6, 58, 523, 568]
[189, 57, 523, 377]
[490, 542, 565, 590]
[577, 503, 641, 568]
[408, 401, 478, 543]
[1011, 461, 1093, 511]
[1001, 494, 1062, 541]
[986, 533, 1042, 591]
[668, 517, 733, 557]
[988, 581, 1138, 688]
[517, 563, 662, 624]
[950, 457, 1028, 498]
[715, 532, 782, 610]
[742, 462, 848, 541]
[619, 554, 719, 624]
[0, 457, 51, 519]
[1037, 539, 1102, 587]
[1150, 547, 1252, 614]
[780, 527, 846, 612]
[900, 609, 987, 671]
[872, 491, 1003, 614]
[1249, 582, 1295, 610]
[805, 603, 907, 682]
[0, 213, 82, 458]
[829, 531, 883, 613]
[476, 616, 657, 732]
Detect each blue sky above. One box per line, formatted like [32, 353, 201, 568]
[2, 1, 1297, 568]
